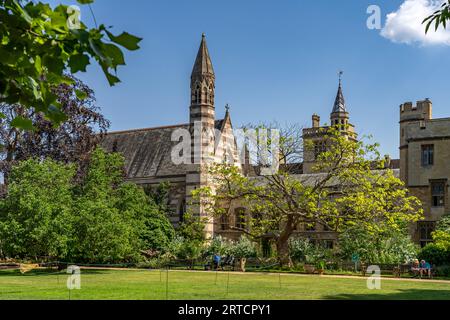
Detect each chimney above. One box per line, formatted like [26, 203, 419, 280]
[418, 99, 432, 120]
[384, 155, 391, 169]
[312, 114, 320, 128]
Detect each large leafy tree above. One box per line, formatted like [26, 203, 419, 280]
[0, 159, 75, 260]
[0, 0, 141, 128]
[0, 76, 110, 183]
[70, 148, 174, 263]
[196, 126, 424, 266]
[0, 148, 175, 263]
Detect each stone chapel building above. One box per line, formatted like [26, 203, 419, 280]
[102, 34, 241, 239]
[102, 35, 449, 246]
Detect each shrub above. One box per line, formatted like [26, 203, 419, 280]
[229, 237, 257, 259]
[338, 226, 418, 264]
[178, 241, 204, 261]
[435, 265, 450, 277]
[436, 215, 450, 232]
[419, 229, 450, 267]
[419, 244, 450, 266]
[164, 236, 185, 259]
[289, 238, 332, 265]
[204, 235, 232, 257]
[164, 236, 204, 263]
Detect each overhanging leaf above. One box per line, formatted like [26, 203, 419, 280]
[106, 30, 142, 51]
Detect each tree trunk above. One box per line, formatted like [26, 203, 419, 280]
[276, 239, 292, 268]
[277, 218, 295, 268]
[239, 258, 247, 272]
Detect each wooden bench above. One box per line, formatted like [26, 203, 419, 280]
[361, 263, 412, 278]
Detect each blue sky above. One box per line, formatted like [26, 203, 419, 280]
[61, 0, 450, 158]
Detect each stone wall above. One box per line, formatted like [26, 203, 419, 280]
[400, 100, 450, 244]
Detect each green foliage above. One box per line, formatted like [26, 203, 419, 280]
[419, 244, 450, 267]
[70, 149, 174, 263]
[164, 236, 185, 260]
[0, 76, 110, 181]
[177, 240, 204, 261]
[204, 235, 232, 257]
[228, 236, 257, 259]
[423, 2, 450, 33]
[289, 238, 331, 265]
[177, 212, 207, 243]
[165, 208, 210, 262]
[164, 236, 204, 261]
[436, 214, 450, 233]
[432, 230, 450, 249]
[419, 228, 450, 266]
[338, 226, 419, 264]
[0, 0, 142, 127]
[196, 126, 423, 266]
[140, 208, 175, 253]
[0, 159, 75, 259]
[0, 148, 175, 263]
[434, 265, 450, 277]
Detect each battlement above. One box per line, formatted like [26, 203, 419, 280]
[400, 99, 432, 122]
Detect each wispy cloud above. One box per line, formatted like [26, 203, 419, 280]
[381, 0, 450, 46]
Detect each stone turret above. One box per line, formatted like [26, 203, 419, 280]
[186, 34, 216, 239]
[189, 33, 216, 165]
[399, 99, 433, 183]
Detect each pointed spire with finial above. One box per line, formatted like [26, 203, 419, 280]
[332, 71, 347, 114]
[191, 33, 215, 78]
[223, 104, 231, 123]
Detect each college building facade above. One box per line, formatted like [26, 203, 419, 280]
[101, 35, 449, 247]
[400, 100, 450, 247]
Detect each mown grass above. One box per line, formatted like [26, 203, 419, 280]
[1, 269, 450, 300]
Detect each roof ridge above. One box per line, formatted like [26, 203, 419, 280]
[106, 123, 189, 135]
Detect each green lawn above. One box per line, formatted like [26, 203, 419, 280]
[1, 269, 450, 300]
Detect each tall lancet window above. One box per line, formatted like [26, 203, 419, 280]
[209, 85, 214, 104]
[195, 86, 201, 104]
[179, 199, 186, 223]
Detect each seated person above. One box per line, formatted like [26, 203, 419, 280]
[213, 254, 221, 270]
[411, 259, 420, 277]
[419, 260, 432, 278]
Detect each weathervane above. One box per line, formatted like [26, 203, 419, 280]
[225, 104, 230, 112]
[338, 70, 344, 85]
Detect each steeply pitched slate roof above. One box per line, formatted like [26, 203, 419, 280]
[101, 120, 226, 179]
[332, 82, 347, 114]
[192, 34, 215, 78]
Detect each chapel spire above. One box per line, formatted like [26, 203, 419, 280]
[190, 34, 215, 108]
[330, 71, 350, 130]
[191, 33, 215, 79]
[332, 71, 347, 114]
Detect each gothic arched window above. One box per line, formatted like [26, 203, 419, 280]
[209, 85, 214, 104]
[220, 215, 229, 231]
[202, 87, 207, 103]
[194, 85, 201, 104]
